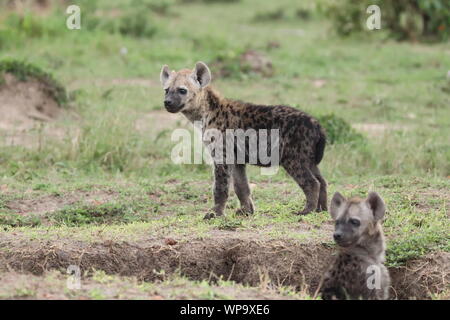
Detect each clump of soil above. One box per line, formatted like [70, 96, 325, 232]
[240, 50, 274, 77]
[0, 60, 67, 146]
[212, 49, 274, 79]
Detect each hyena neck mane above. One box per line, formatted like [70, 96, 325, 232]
[341, 223, 386, 264]
[181, 86, 227, 123]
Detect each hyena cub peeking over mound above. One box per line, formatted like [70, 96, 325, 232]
[320, 192, 390, 300]
[160, 62, 327, 219]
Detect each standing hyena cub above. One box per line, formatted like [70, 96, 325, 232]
[320, 192, 390, 300]
[160, 62, 327, 219]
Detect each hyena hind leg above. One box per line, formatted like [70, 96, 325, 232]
[311, 165, 328, 212]
[283, 164, 320, 215]
[232, 165, 254, 215]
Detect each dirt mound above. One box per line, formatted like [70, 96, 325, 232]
[0, 72, 64, 146]
[212, 50, 274, 79]
[0, 237, 446, 299]
[240, 50, 274, 77]
[390, 252, 450, 299]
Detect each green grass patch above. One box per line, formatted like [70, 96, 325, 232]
[0, 211, 41, 228]
[49, 202, 148, 227]
[387, 230, 449, 267]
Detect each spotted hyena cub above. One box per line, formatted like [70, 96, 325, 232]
[320, 192, 390, 300]
[160, 62, 327, 219]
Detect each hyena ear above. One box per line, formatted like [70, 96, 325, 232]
[193, 61, 211, 88]
[160, 65, 171, 87]
[366, 192, 386, 221]
[330, 192, 346, 220]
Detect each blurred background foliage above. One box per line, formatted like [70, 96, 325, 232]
[322, 0, 450, 41]
[0, 0, 448, 179]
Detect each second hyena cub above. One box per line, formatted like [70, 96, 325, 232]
[320, 192, 390, 300]
[160, 62, 327, 219]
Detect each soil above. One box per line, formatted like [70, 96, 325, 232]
[0, 234, 447, 300]
[4, 190, 118, 216]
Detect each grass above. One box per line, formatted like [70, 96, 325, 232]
[0, 0, 448, 299]
[0, 270, 309, 300]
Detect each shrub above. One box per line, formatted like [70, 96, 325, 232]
[1, 12, 62, 38]
[85, 9, 158, 38]
[316, 114, 366, 145]
[253, 8, 285, 22]
[324, 0, 450, 41]
[0, 12, 62, 49]
[179, 0, 241, 3]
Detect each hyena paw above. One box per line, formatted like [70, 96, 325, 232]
[295, 209, 313, 216]
[203, 212, 217, 220]
[235, 208, 252, 216]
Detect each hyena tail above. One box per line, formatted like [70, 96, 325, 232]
[315, 128, 326, 164]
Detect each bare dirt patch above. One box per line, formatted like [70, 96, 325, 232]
[352, 123, 410, 138]
[0, 236, 446, 299]
[4, 190, 118, 217]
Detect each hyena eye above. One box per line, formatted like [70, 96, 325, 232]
[178, 88, 187, 94]
[349, 218, 360, 227]
[164, 88, 169, 94]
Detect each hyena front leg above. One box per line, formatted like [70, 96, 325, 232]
[232, 164, 254, 215]
[283, 163, 320, 215]
[204, 164, 231, 220]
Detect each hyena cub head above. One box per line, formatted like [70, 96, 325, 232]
[160, 61, 211, 113]
[330, 192, 386, 248]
